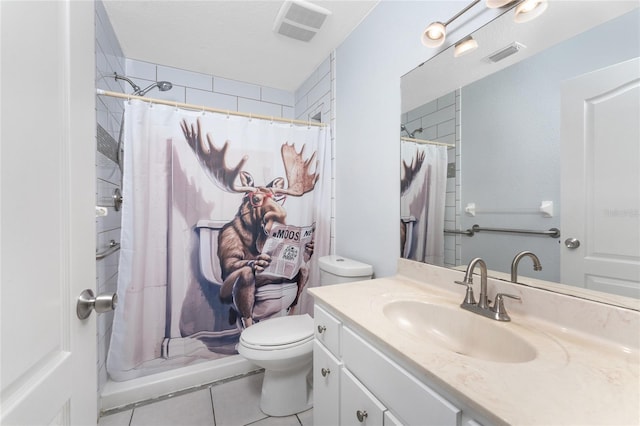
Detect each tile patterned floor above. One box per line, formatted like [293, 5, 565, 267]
[98, 373, 313, 426]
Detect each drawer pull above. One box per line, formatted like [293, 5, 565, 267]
[317, 325, 327, 333]
[356, 410, 368, 422]
[321, 367, 331, 377]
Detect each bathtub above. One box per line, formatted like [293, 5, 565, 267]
[100, 355, 259, 413]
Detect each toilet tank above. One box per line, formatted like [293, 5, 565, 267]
[318, 255, 373, 285]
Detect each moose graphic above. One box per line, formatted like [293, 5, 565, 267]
[181, 118, 317, 328]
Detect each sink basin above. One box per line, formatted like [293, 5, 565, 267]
[383, 300, 537, 363]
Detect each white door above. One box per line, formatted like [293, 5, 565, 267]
[561, 58, 640, 297]
[1, 1, 97, 425]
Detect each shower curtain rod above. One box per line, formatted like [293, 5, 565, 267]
[401, 136, 454, 147]
[96, 89, 326, 128]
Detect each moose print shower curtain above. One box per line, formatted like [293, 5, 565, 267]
[400, 141, 447, 265]
[107, 100, 331, 381]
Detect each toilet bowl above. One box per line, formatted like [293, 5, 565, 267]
[238, 314, 314, 417]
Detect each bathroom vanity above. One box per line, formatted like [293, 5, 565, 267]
[308, 259, 640, 426]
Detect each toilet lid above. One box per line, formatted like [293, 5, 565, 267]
[240, 314, 313, 347]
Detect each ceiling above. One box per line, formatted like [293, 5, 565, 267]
[103, 0, 379, 92]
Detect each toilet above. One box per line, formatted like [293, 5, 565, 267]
[237, 255, 373, 417]
[319, 254, 374, 285]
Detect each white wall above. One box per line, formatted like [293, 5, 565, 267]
[334, 1, 500, 277]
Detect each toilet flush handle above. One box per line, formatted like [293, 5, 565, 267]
[317, 325, 326, 333]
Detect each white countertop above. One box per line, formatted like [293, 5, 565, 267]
[309, 260, 640, 425]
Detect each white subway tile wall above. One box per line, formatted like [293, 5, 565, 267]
[124, 59, 297, 119]
[294, 54, 335, 254]
[95, 0, 125, 401]
[401, 89, 461, 267]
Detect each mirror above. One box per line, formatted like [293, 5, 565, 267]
[400, 1, 639, 309]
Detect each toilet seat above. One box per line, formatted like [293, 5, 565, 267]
[239, 314, 314, 351]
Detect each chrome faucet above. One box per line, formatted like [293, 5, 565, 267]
[511, 251, 542, 283]
[455, 257, 521, 321]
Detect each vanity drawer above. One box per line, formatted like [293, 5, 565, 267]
[313, 341, 342, 426]
[342, 326, 461, 426]
[314, 304, 342, 356]
[341, 367, 386, 426]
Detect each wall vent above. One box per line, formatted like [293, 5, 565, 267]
[485, 42, 526, 63]
[273, 1, 331, 42]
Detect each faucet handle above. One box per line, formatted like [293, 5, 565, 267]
[454, 280, 476, 305]
[491, 293, 521, 321]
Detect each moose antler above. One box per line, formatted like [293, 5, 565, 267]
[180, 118, 253, 193]
[276, 143, 319, 196]
[401, 150, 425, 194]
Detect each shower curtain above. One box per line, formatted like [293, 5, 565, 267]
[400, 141, 447, 265]
[107, 100, 331, 381]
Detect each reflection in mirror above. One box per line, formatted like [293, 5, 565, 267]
[400, 2, 639, 308]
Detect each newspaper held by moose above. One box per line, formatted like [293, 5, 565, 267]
[258, 223, 315, 279]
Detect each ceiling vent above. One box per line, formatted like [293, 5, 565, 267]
[273, 1, 332, 42]
[485, 42, 526, 63]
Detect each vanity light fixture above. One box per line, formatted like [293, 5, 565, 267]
[514, 0, 548, 23]
[422, 0, 547, 50]
[421, 0, 481, 48]
[454, 36, 479, 57]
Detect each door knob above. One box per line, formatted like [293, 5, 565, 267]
[76, 289, 118, 319]
[356, 410, 368, 422]
[564, 238, 581, 249]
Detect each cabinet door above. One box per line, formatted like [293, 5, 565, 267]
[342, 327, 460, 426]
[341, 368, 386, 426]
[314, 341, 342, 426]
[315, 304, 342, 356]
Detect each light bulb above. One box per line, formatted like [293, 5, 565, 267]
[514, 0, 548, 23]
[454, 37, 479, 57]
[422, 22, 446, 47]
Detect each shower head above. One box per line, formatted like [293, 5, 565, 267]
[113, 73, 173, 97]
[401, 124, 424, 138]
[136, 81, 173, 96]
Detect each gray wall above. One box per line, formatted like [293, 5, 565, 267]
[460, 9, 640, 281]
